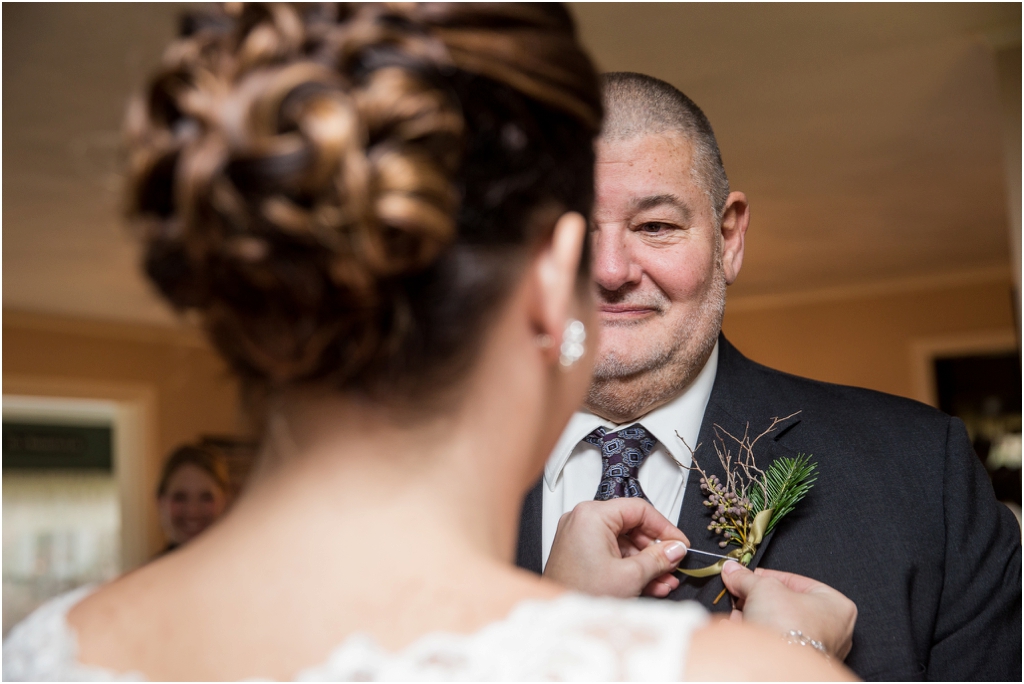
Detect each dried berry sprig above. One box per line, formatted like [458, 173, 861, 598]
[700, 474, 755, 548]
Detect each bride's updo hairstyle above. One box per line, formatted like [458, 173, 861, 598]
[126, 3, 601, 403]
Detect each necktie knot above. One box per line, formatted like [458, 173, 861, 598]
[585, 423, 656, 501]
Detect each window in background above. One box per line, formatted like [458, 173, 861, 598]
[934, 352, 1022, 517]
[2, 398, 121, 637]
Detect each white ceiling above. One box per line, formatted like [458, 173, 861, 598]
[3, 3, 1019, 326]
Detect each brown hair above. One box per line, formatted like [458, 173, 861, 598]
[126, 3, 601, 404]
[157, 444, 231, 497]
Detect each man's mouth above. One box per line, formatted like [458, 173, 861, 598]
[598, 304, 658, 319]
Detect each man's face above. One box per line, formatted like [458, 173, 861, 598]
[586, 132, 738, 422]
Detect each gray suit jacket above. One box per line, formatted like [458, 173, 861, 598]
[516, 335, 1022, 681]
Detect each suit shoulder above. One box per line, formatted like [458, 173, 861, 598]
[725, 346, 950, 427]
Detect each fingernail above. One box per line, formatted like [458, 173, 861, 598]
[722, 560, 741, 575]
[663, 541, 687, 562]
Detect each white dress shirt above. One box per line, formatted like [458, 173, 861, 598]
[541, 342, 719, 570]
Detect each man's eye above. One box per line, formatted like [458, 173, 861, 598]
[638, 222, 671, 233]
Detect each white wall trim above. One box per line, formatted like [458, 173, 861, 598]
[3, 376, 160, 570]
[727, 265, 1011, 313]
[908, 329, 1018, 407]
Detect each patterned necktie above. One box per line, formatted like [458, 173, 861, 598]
[585, 424, 656, 502]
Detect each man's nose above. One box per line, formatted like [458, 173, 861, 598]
[591, 225, 641, 292]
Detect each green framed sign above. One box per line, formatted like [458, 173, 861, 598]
[2, 422, 113, 471]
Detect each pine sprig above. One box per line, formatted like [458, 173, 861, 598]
[747, 454, 817, 535]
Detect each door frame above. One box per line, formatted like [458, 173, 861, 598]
[908, 329, 1018, 408]
[3, 376, 159, 570]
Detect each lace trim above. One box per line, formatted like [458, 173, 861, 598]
[2, 584, 144, 682]
[3, 587, 707, 681]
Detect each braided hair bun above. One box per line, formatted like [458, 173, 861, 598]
[127, 3, 601, 398]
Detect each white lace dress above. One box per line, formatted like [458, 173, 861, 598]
[3, 586, 708, 681]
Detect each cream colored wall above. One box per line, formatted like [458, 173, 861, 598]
[2, 310, 244, 560]
[722, 278, 1017, 404]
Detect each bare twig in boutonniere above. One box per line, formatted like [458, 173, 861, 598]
[674, 412, 817, 603]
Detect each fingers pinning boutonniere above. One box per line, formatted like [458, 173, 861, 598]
[675, 412, 817, 603]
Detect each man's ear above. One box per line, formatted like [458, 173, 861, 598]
[530, 211, 587, 354]
[720, 191, 749, 285]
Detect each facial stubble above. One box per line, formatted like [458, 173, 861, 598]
[585, 264, 726, 423]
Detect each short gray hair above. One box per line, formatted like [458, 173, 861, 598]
[601, 72, 730, 219]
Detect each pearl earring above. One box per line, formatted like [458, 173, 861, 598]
[559, 319, 586, 369]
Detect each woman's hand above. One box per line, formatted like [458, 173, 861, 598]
[721, 560, 858, 660]
[543, 499, 690, 598]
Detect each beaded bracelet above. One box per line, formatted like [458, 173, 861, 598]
[785, 630, 829, 659]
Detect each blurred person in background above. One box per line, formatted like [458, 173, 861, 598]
[3, 4, 855, 680]
[156, 445, 231, 554]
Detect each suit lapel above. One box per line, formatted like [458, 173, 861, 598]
[668, 336, 801, 610]
[515, 477, 544, 574]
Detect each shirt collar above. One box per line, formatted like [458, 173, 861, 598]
[544, 341, 719, 491]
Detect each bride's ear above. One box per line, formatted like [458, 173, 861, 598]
[528, 211, 587, 361]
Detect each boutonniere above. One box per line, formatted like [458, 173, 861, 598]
[676, 412, 816, 603]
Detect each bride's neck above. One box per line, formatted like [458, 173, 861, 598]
[229, 381, 539, 566]
[197, 288, 562, 580]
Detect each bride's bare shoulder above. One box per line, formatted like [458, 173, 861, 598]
[66, 552, 200, 676]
